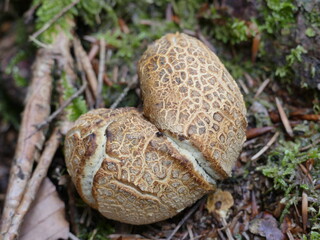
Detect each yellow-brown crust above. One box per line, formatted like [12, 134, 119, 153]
[138, 33, 247, 178]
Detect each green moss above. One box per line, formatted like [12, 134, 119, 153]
[258, 123, 320, 231]
[34, 0, 77, 43]
[261, 0, 297, 34]
[61, 74, 88, 121]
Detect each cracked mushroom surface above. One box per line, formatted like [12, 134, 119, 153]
[64, 108, 213, 225]
[138, 32, 247, 179]
[65, 33, 247, 225]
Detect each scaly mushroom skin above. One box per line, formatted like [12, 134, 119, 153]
[65, 33, 247, 225]
[138, 33, 247, 179]
[64, 108, 213, 225]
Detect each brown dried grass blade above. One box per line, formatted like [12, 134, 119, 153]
[302, 191, 308, 231]
[275, 97, 294, 137]
[73, 37, 98, 99]
[254, 78, 270, 98]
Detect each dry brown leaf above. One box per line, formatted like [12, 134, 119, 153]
[249, 212, 285, 240]
[206, 189, 234, 218]
[275, 97, 294, 137]
[19, 178, 69, 240]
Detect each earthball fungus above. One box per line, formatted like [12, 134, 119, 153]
[64, 33, 247, 225]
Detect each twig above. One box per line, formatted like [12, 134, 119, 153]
[1, 23, 76, 238]
[4, 128, 61, 240]
[96, 38, 106, 107]
[88, 44, 99, 61]
[166, 199, 204, 240]
[69, 232, 81, 240]
[110, 75, 137, 109]
[217, 229, 227, 240]
[244, 72, 255, 88]
[286, 230, 295, 240]
[0, 48, 54, 236]
[29, 36, 51, 49]
[34, 82, 87, 132]
[300, 138, 320, 152]
[29, 0, 80, 41]
[254, 78, 270, 98]
[299, 164, 313, 182]
[89, 228, 98, 240]
[187, 224, 194, 240]
[238, 79, 249, 95]
[251, 132, 280, 161]
[221, 217, 234, 240]
[181, 231, 189, 240]
[197, 30, 216, 52]
[73, 37, 98, 99]
[275, 97, 294, 137]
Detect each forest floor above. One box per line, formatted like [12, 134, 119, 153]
[0, 1, 319, 240]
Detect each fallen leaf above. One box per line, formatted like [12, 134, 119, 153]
[249, 212, 285, 240]
[19, 178, 69, 240]
[206, 189, 234, 218]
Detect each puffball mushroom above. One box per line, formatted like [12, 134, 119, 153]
[64, 33, 247, 225]
[64, 108, 213, 225]
[138, 33, 247, 179]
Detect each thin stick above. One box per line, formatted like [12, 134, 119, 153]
[69, 232, 81, 240]
[29, 0, 80, 41]
[286, 230, 295, 240]
[187, 224, 194, 240]
[251, 132, 280, 161]
[96, 38, 106, 107]
[34, 82, 87, 132]
[4, 128, 61, 240]
[275, 97, 294, 137]
[166, 199, 203, 240]
[29, 36, 51, 49]
[238, 79, 249, 95]
[254, 78, 270, 98]
[197, 31, 216, 52]
[299, 164, 313, 182]
[300, 138, 320, 152]
[73, 37, 98, 98]
[221, 217, 234, 240]
[88, 44, 99, 61]
[0, 48, 54, 236]
[110, 75, 137, 109]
